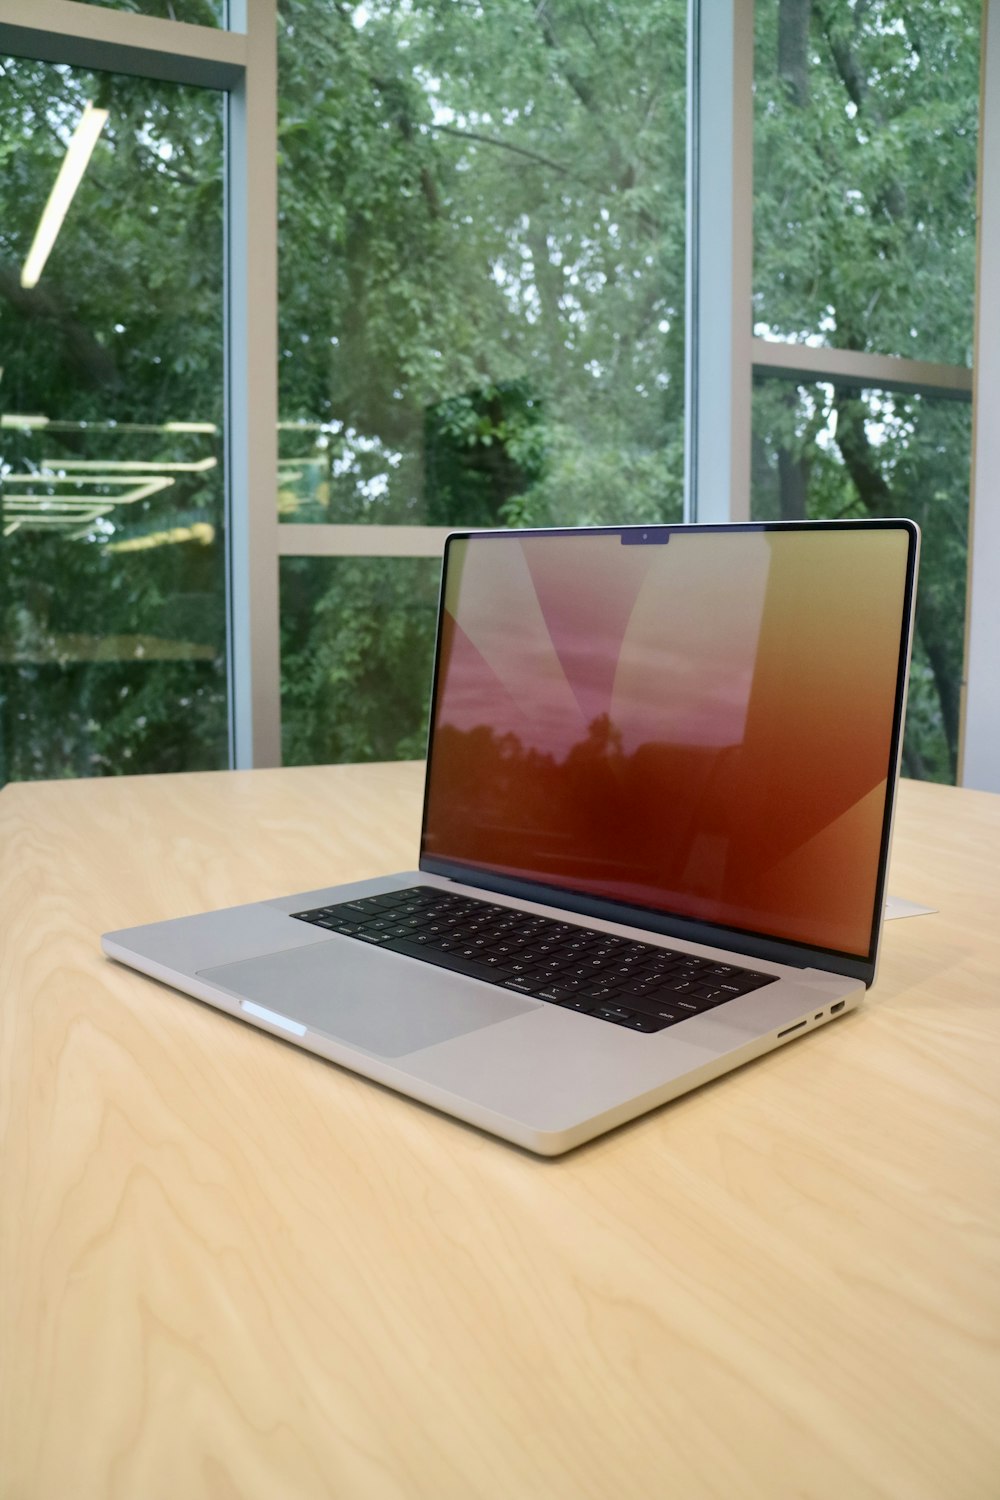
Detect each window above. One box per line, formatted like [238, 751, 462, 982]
[2, 1, 997, 791]
[276, 0, 688, 763]
[0, 54, 228, 782]
[753, 0, 978, 364]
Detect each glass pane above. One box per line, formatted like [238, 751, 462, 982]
[70, 1, 225, 24]
[0, 58, 227, 784]
[751, 377, 970, 784]
[753, 0, 979, 363]
[277, 0, 686, 526]
[280, 557, 441, 766]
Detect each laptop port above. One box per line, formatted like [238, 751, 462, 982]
[830, 1000, 846, 1014]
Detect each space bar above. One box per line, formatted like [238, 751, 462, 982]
[382, 938, 500, 984]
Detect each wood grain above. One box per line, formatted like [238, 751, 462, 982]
[2, 768, 998, 1500]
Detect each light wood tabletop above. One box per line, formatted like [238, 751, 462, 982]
[2, 764, 998, 1500]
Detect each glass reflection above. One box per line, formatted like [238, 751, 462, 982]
[0, 56, 227, 784]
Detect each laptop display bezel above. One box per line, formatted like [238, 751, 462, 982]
[417, 520, 920, 987]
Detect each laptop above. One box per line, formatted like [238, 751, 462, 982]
[103, 520, 919, 1155]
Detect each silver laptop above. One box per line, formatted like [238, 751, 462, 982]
[103, 520, 919, 1154]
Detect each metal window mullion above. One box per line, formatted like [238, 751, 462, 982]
[0, 0, 244, 87]
[752, 340, 973, 400]
[960, 0, 1000, 791]
[226, 0, 280, 768]
[684, 0, 754, 524]
[277, 526, 451, 560]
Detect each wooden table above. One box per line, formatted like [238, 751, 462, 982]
[2, 765, 998, 1500]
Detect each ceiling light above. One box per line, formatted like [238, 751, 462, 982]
[21, 101, 109, 290]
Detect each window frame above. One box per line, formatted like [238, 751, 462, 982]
[3, 0, 997, 790]
[0, 0, 281, 768]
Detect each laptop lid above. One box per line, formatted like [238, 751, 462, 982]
[419, 521, 919, 985]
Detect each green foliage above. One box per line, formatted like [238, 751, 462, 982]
[276, 0, 687, 521]
[279, 557, 440, 765]
[275, 0, 688, 763]
[0, 57, 228, 782]
[0, 1, 980, 785]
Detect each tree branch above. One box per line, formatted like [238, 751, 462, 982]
[428, 123, 572, 177]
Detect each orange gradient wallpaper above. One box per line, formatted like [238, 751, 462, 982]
[422, 527, 913, 958]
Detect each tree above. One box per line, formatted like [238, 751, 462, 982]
[1, 1, 979, 782]
[0, 56, 228, 782]
[275, 0, 688, 763]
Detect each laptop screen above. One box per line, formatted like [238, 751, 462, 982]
[420, 523, 917, 967]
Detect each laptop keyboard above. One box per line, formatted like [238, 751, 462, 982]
[290, 886, 777, 1034]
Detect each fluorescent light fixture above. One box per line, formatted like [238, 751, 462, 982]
[20, 102, 109, 290]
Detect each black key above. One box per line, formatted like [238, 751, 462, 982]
[618, 978, 659, 996]
[623, 1014, 673, 1032]
[567, 962, 609, 979]
[383, 937, 498, 983]
[591, 1004, 634, 1022]
[608, 962, 643, 979]
[625, 995, 688, 1022]
[576, 985, 617, 1004]
[685, 985, 729, 1002]
[737, 972, 777, 993]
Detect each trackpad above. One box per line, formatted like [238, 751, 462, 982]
[198, 938, 534, 1058]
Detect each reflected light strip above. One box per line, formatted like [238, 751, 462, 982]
[107, 523, 215, 552]
[4, 498, 120, 511]
[0, 414, 49, 430]
[1, 415, 218, 435]
[21, 102, 109, 290]
[4, 508, 114, 527]
[38, 457, 217, 473]
[4, 475, 175, 505]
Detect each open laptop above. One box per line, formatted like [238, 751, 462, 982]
[103, 520, 919, 1155]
